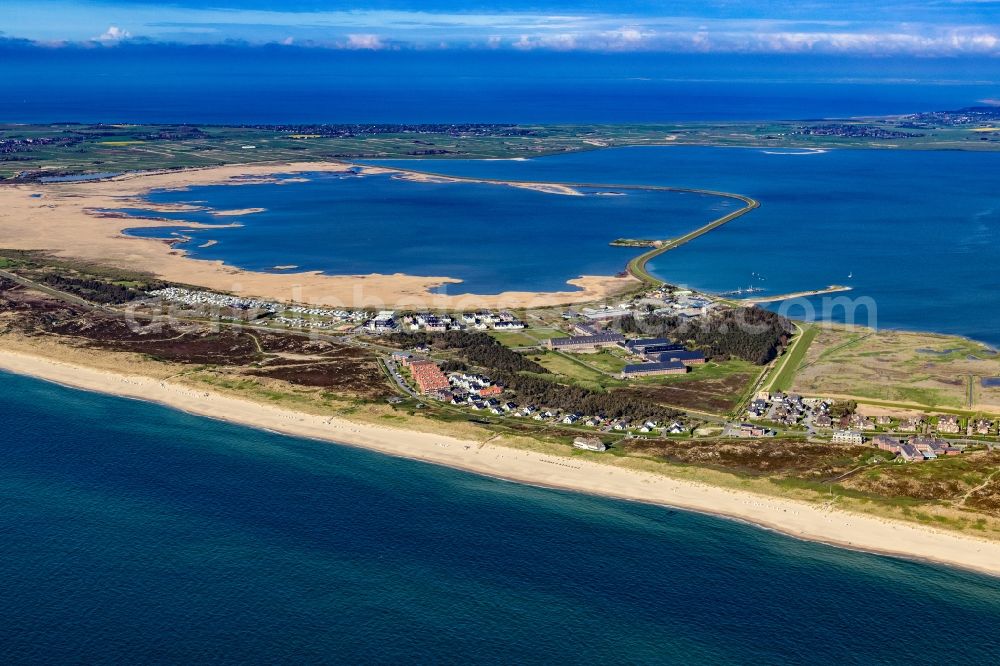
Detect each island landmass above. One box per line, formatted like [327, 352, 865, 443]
[3, 110, 1000, 575]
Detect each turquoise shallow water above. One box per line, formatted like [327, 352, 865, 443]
[2, 369, 1000, 664]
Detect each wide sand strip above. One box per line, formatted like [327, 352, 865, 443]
[3, 347, 1000, 577]
[0, 162, 637, 309]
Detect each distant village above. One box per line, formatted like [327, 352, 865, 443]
[740, 390, 992, 463]
[146, 283, 711, 336]
[147, 288, 526, 333]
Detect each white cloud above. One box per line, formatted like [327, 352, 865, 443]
[512, 32, 578, 50]
[4, 6, 998, 56]
[723, 28, 1000, 54]
[95, 25, 130, 43]
[597, 26, 655, 50]
[344, 33, 383, 50]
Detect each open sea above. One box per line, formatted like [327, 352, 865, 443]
[1, 48, 995, 125]
[124, 146, 1000, 343]
[2, 368, 1000, 664]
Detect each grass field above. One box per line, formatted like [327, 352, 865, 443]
[792, 326, 1000, 413]
[487, 330, 539, 347]
[533, 351, 616, 390]
[578, 350, 629, 374]
[769, 325, 817, 392]
[621, 360, 761, 414]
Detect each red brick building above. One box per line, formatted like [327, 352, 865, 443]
[408, 360, 451, 394]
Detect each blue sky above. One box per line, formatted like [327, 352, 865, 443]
[3, 0, 999, 55]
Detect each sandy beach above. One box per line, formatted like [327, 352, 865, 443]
[0, 162, 637, 310]
[3, 346, 1000, 577]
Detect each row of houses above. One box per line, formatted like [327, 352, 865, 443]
[441, 392, 686, 435]
[450, 394, 515, 414]
[872, 434, 962, 462]
[402, 310, 526, 333]
[841, 414, 926, 433]
[450, 389, 690, 435]
[148, 287, 368, 329]
[148, 286, 281, 314]
[286, 304, 369, 322]
[834, 412, 984, 436]
[448, 371, 503, 398]
[830, 431, 965, 462]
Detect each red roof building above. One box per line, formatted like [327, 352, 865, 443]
[408, 360, 451, 394]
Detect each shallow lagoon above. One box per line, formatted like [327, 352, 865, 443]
[124, 171, 728, 294]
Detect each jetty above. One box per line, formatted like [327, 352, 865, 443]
[741, 285, 852, 304]
[625, 191, 760, 285]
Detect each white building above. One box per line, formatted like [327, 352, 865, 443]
[832, 430, 864, 445]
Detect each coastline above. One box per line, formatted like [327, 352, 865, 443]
[3, 346, 1000, 578]
[0, 157, 862, 313]
[0, 161, 639, 310]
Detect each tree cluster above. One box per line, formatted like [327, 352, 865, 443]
[386, 331, 547, 375]
[39, 274, 164, 304]
[829, 400, 858, 419]
[498, 373, 682, 423]
[613, 307, 793, 365]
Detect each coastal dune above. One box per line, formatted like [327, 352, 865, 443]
[3, 347, 1000, 578]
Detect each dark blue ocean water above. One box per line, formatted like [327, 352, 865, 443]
[0, 47, 994, 124]
[2, 369, 1000, 664]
